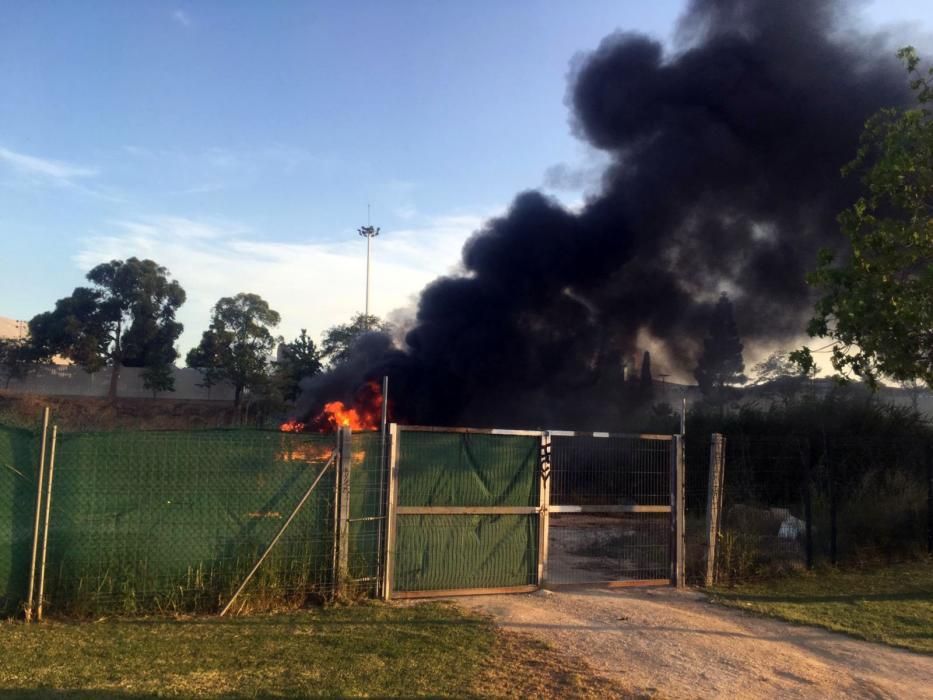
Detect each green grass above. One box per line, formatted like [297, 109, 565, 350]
[710, 559, 933, 653]
[0, 602, 627, 699]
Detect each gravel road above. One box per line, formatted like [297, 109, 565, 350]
[454, 586, 933, 699]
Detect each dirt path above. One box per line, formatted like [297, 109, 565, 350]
[454, 587, 933, 699]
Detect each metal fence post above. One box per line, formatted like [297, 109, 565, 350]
[382, 423, 400, 600]
[375, 375, 389, 598]
[335, 426, 352, 597]
[704, 433, 726, 588]
[670, 434, 685, 588]
[36, 424, 58, 621]
[829, 443, 838, 566]
[804, 437, 817, 570]
[25, 406, 50, 622]
[537, 431, 551, 588]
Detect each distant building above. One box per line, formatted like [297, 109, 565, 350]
[0, 316, 27, 340]
[0, 315, 71, 365]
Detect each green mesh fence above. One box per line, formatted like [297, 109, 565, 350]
[0, 425, 37, 616]
[42, 429, 338, 616]
[393, 431, 540, 592]
[347, 432, 387, 591]
[1, 424, 544, 612]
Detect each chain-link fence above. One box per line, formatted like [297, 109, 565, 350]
[0, 424, 346, 616]
[0, 425, 37, 615]
[345, 431, 388, 594]
[686, 432, 933, 586]
[12, 417, 922, 612]
[548, 434, 672, 585]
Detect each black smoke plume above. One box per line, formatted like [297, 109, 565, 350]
[301, 0, 910, 430]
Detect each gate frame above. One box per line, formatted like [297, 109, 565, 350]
[545, 430, 680, 590]
[382, 424, 684, 599]
[382, 424, 544, 600]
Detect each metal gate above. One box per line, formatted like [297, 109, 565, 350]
[543, 431, 684, 588]
[383, 425, 545, 599]
[382, 425, 684, 599]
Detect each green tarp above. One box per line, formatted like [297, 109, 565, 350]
[0, 425, 542, 611]
[0, 425, 37, 615]
[394, 431, 540, 592]
[0, 427, 339, 615]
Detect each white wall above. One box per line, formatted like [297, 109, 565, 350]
[3, 364, 236, 401]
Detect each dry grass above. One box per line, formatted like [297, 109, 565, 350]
[0, 601, 632, 698]
[0, 392, 238, 432]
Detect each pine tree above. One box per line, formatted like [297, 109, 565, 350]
[694, 293, 747, 413]
[640, 350, 653, 389]
[638, 350, 654, 402]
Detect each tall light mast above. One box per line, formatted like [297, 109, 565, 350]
[358, 213, 380, 328]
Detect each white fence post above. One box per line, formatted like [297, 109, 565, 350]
[537, 431, 551, 588]
[382, 424, 400, 600]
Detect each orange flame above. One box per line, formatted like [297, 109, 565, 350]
[279, 380, 385, 433]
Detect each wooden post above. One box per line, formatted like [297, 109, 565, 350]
[537, 432, 551, 588]
[704, 433, 726, 588]
[335, 426, 352, 597]
[25, 406, 50, 622]
[382, 423, 400, 600]
[670, 434, 686, 588]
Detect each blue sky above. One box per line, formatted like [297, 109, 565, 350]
[1, 1, 930, 359]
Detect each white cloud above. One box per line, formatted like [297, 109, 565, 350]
[171, 9, 192, 28]
[0, 147, 97, 182]
[75, 212, 490, 356]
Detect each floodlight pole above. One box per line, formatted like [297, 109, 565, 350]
[358, 223, 380, 330]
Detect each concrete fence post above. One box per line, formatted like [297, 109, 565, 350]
[335, 426, 352, 597]
[382, 424, 400, 600]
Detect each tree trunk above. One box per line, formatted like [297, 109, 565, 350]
[108, 362, 121, 401]
[108, 319, 122, 402]
[234, 384, 242, 408]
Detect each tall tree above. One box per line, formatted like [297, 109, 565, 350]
[805, 47, 933, 387]
[320, 313, 391, 366]
[694, 293, 747, 411]
[640, 350, 653, 389]
[751, 351, 817, 405]
[0, 338, 38, 389]
[637, 349, 655, 402]
[186, 293, 281, 406]
[275, 329, 323, 402]
[28, 258, 186, 398]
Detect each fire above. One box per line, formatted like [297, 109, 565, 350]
[279, 380, 385, 433]
[317, 380, 383, 431]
